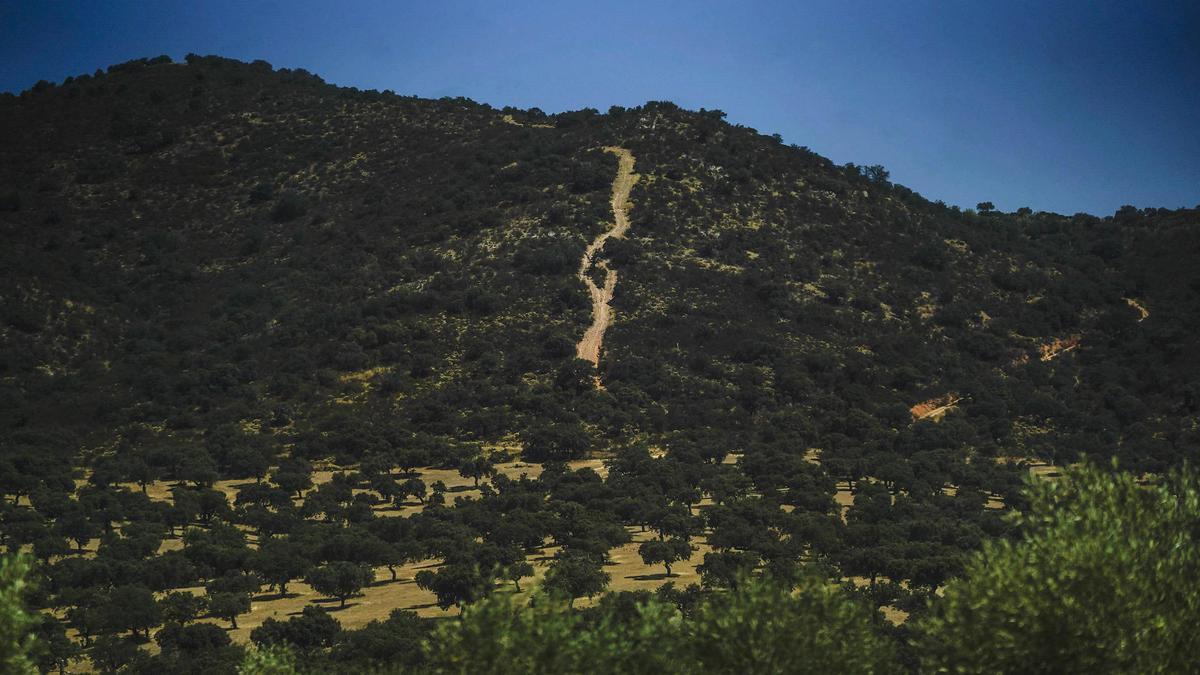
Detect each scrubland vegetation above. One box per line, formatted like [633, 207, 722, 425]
[1, 56, 1198, 671]
[4, 461, 1198, 673]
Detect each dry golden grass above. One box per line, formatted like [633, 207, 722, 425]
[910, 394, 962, 422]
[61, 448, 1023, 647]
[499, 113, 554, 129]
[1039, 335, 1081, 361]
[1125, 297, 1149, 321]
[76, 457, 619, 644]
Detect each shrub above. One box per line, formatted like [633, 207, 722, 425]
[918, 460, 1200, 673]
[270, 191, 307, 222]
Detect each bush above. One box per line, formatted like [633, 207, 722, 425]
[918, 460, 1200, 673]
[687, 572, 895, 674]
[270, 191, 307, 222]
[0, 189, 19, 212]
[521, 422, 591, 463]
[0, 555, 37, 674]
[424, 573, 893, 674]
[426, 590, 685, 674]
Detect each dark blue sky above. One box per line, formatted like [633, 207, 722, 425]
[2, 0, 1197, 215]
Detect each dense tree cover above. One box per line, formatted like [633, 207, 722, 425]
[0, 56, 1197, 671]
[366, 571, 898, 674]
[3, 461, 1200, 671]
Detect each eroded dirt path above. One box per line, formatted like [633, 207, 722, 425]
[576, 147, 637, 378]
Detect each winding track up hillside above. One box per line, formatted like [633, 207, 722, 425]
[575, 147, 637, 380]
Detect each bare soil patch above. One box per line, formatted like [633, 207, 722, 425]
[575, 147, 637, 379]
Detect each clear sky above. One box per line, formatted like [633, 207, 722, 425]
[2, 0, 1197, 216]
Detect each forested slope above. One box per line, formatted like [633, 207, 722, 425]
[1, 55, 1197, 672]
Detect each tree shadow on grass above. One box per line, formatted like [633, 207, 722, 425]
[253, 591, 301, 601]
[308, 598, 360, 612]
[626, 572, 673, 581]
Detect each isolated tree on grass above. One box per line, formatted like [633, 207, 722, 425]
[521, 422, 591, 463]
[207, 592, 252, 630]
[639, 538, 693, 577]
[544, 550, 609, 608]
[415, 563, 490, 610]
[55, 508, 99, 553]
[159, 591, 207, 627]
[369, 473, 399, 504]
[206, 572, 260, 629]
[272, 459, 313, 499]
[503, 561, 535, 592]
[398, 477, 427, 504]
[459, 455, 497, 488]
[306, 562, 374, 608]
[252, 539, 311, 595]
[154, 621, 244, 673]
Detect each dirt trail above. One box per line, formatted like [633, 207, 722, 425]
[1126, 297, 1149, 322]
[576, 147, 637, 378]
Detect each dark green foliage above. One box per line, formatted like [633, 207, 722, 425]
[544, 550, 610, 607]
[638, 537, 693, 577]
[251, 539, 310, 595]
[522, 422, 591, 462]
[159, 591, 206, 626]
[304, 562, 373, 607]
[425, 573, 894, 674]
[414, 563, 490, 610]
[330, 609, 428, 669]
[250, 605, 341, 654]
[206, 591, 251, 629]
[0, 189, 19, 212]
[269, 190, 307, 222]
[32, 613, 80, 674]
[103, 585, 161, 638]
[155, 622, 244, 675]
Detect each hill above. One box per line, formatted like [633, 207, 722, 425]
[1, 55, 1198, 672]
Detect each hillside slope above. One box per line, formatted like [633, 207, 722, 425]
[1, 59, 1199, 669]
[3, 56, 1196, 475]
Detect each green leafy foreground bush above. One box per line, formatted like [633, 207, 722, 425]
[425, 569, 894, 675]
[917, 460, 1200, 674]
